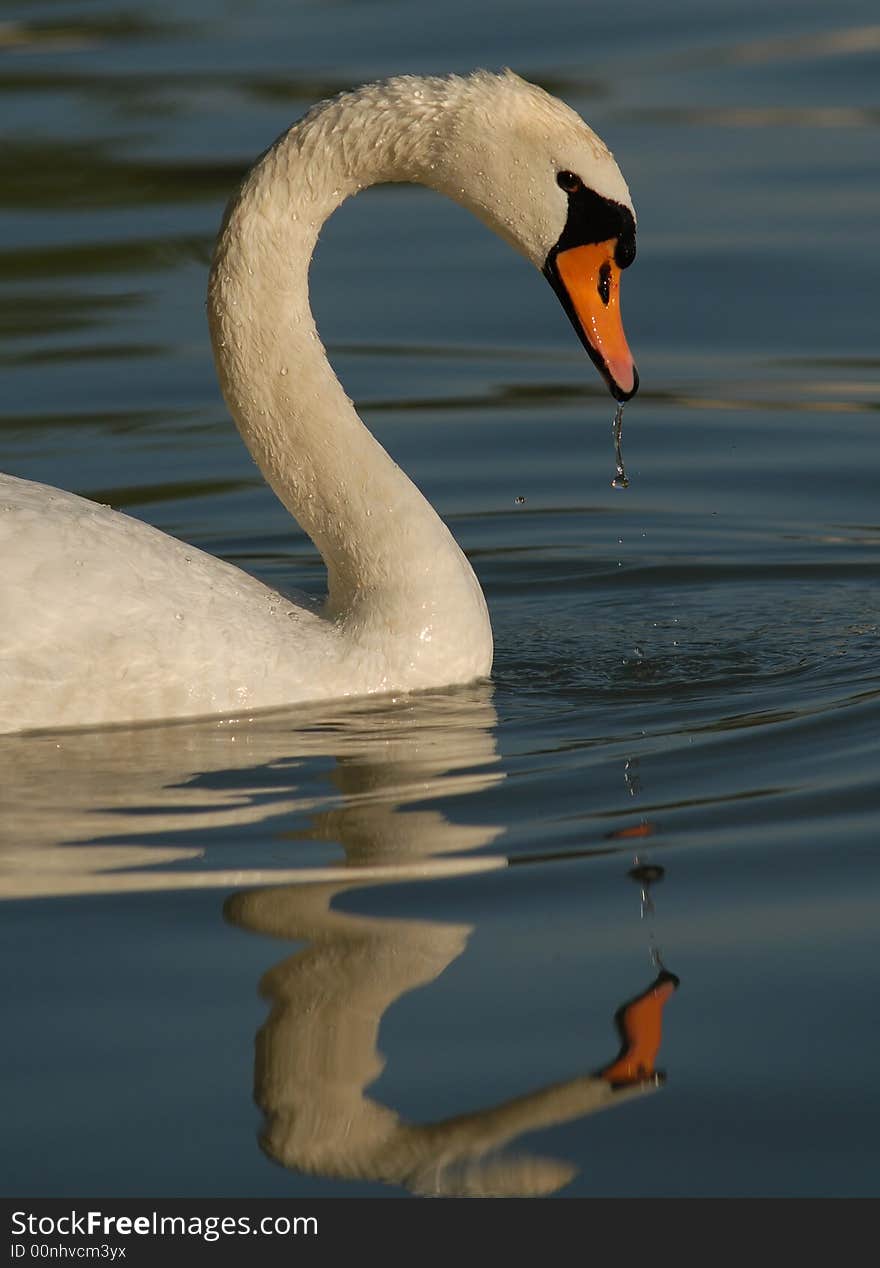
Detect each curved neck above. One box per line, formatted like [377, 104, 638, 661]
[207, 79, 485, 642]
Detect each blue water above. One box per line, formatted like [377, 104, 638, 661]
[2, 0, 879, 1197]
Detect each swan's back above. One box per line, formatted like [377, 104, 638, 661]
[0, 473, 333, 731]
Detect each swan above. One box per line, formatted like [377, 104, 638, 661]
[1, 70, 637, 734]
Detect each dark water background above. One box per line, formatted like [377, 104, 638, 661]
[2, 0, 879, 1196]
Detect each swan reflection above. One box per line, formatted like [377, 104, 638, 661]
[2, 686, 676, 1196]
[0, 688, 505, 898]
[230, 874, 677, 1196]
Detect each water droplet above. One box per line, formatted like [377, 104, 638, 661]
[611, 402, 629, 489]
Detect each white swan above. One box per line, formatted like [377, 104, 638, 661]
[1, 70, 637, 734]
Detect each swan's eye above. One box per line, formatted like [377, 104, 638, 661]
[598, 261, 611, 305]
[557, 171, 583, 194]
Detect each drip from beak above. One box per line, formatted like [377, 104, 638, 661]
[544, 239, 638, 401]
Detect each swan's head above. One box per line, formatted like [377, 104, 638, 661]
[426, 70, 638, 401]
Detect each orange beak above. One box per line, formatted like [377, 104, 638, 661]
[545, 239, 638, 401]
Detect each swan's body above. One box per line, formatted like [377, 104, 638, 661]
[1, 71, 637, 734]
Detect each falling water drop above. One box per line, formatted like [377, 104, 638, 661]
[611, 402, 629, 490]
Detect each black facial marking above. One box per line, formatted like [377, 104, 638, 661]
[547, 184, 637, 269]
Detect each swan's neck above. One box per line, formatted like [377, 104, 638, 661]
[207, 78, 491, 676]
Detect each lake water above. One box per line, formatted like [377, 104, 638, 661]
[2, 0, 879, 1198]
